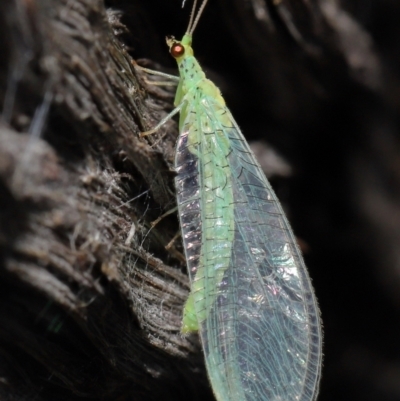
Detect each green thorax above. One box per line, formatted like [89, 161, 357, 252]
[166, 34, 226, 131]
[176, 34, 206, 89]
[167, 34, 205, 102]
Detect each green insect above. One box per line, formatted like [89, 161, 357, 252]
[141, 1, 323, 400]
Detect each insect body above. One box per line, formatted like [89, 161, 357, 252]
[143, 1, 323, 400]
[169, 32, 236, 333]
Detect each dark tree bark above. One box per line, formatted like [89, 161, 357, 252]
[0, 1, 208, 400]
[1, 1, 400, 401]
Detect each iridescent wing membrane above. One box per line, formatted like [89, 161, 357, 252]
[175, 91, 322, 401]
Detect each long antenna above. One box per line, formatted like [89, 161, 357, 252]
[188, 0, 209, 35]
[186, 0, 198, 34]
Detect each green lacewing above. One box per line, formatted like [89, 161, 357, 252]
[141, 1, 323, 400]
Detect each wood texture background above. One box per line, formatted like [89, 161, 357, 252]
[1, 1, 399, 400]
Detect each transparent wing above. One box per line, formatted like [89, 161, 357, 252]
[175, 92, 322, 401]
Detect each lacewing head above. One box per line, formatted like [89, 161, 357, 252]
[166, 35, 193, 60]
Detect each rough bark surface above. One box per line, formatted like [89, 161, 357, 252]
[0, 1, 207, 400]
[1, 1, 400, 401]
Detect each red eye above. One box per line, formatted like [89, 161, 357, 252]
[170, 43, 185, 58]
